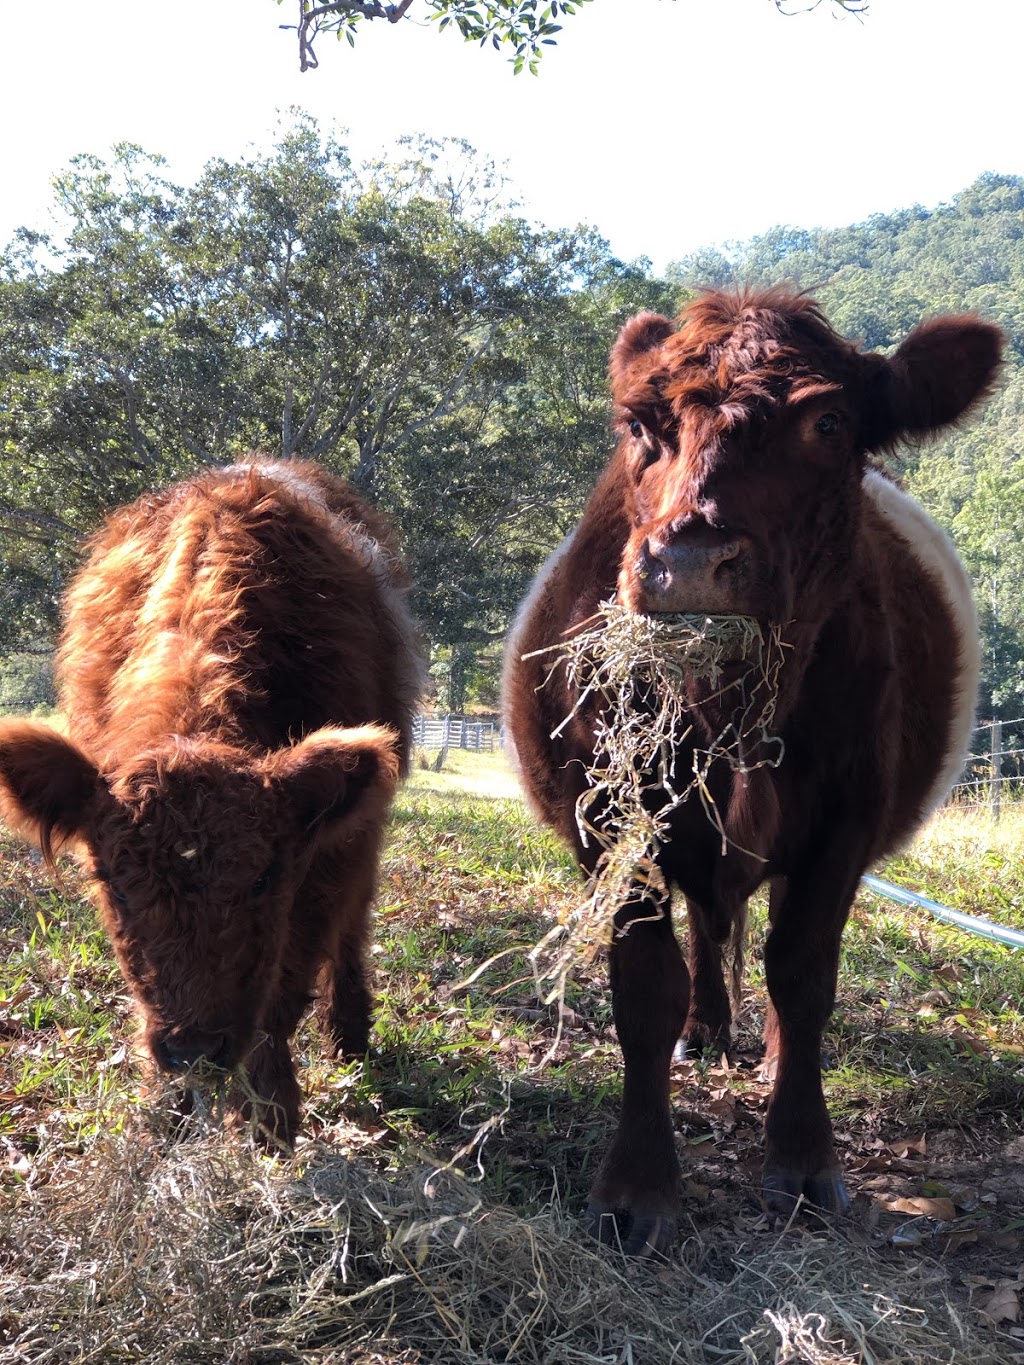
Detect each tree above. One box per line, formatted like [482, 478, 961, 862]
[0, 121, 672, 706]
[281, 0, 594, 73]
[279, 0, 867, 74]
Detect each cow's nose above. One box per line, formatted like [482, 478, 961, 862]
[644, 534, 744, 579]
[157, 1028, 231, 1072]
[639, 530, 752, 613]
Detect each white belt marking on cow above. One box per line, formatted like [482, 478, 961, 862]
[862, 468, 980, 819]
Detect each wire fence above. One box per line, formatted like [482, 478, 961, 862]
[0, 651, 55, 715]
[949, 717, 1024, 819]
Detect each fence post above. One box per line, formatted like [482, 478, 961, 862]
[991, 719, 1002, 823]
[433, 713, 451, 772]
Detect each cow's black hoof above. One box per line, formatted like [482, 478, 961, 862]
[677, 1025, 732, 1062]
[585, 1203, 677, 1258]
[762, 1166, 850, 1216]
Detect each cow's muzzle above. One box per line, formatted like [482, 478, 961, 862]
[154, 1027, 233, 1073]
[635, 527, 754, 614]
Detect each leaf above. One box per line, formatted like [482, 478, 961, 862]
[887, 1134, 927, 1157]
[979, 1281, 1020, 1326]
[885, 1195, 957, 1221]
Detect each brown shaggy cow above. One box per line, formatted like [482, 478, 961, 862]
[0, 460, 422, 1142]
[503, 288, 1002, 1255]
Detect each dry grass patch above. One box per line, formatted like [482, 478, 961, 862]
[1, 1107, 1009, 1365]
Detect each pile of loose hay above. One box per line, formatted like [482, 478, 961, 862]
[525, 603, 787, 999]
[0, 1107, 1004, 1364]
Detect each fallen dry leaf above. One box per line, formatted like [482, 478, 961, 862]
[887, 1134, 927, 1158]
[884, 1196, 957, 1221]
[979, 1280, 1020, 1327]
[919, 988, 952, 1006]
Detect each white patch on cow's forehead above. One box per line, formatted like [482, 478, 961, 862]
[862, 469, 979, 818]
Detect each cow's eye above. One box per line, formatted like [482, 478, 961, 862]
[96, 867, 128, 915]
[629, 419, 645, 440]
[251, 866, 273, 897]
[815, 412, 842, 437]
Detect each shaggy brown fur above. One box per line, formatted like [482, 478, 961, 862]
[503, 288, 1003, 1255]
[0, 460, 423, 1142]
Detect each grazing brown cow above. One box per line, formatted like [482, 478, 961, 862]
[0, 460, 422, 1142]
[503, 288, 1002, 1254]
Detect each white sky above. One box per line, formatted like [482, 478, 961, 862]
[0, 0, 1020, 272]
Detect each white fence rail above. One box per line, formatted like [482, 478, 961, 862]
[407, 714, 1024, 815]
[411, 714, 499, 753]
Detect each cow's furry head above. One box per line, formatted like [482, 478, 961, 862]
[610, 288, 1003, 625]
[0, 719, 399, 1071]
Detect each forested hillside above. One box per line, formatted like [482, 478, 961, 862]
[2, 132, 1021, 717]
[670, 172, 1024, 719]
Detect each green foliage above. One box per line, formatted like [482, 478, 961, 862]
[279, 0, 863, 75]
[3, 135, 1020, 714]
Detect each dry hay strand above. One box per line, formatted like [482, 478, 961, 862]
[0, 1109, 1009, 1365]
[524, 602, 787, 1001]
[0, 1112, 680, 1365]
[685, 1220, 1001, 1365]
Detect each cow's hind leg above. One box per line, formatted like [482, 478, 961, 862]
[761, 836, 866, 1216]
[587, 890, 689, 1257]
[313, 845, 378, 1060]
[681, 895, 733, 1058]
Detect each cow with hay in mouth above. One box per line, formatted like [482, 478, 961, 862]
[502, 287, 1002, 1256]
[0, 460, 422, 1144]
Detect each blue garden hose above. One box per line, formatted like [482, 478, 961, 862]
[861, 874, 1024, 950]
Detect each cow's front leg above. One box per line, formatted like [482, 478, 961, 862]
[236, 986, 310, 1148]
[587, 892, 689, 1257]
[761, 839, 866, 1215]
[240, 1032, 302, 1147]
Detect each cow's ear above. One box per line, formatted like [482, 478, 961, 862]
[0, 721, 100, 867]
[609, 312, 674, 397]
[865, 315, 1004, 450]
[269, 725, 400, 837]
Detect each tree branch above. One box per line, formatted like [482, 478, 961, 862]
[290, 0, 417, 72]
[0, 500, 81, 541]
[395, 331, 495, 445]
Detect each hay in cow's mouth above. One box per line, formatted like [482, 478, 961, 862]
[523, 601, 788, 1002]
